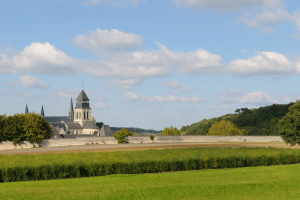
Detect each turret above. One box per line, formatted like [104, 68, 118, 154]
[41, 105, 45, 117]
[69, 97, 74, 118]
[25, 104, 28, 114]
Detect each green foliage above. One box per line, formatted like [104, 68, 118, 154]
[149, 135, 155, 141]
[1, 147, 300, 182]
[113, 128, 134, 143]
[161, 126, 180, 135]
[0, 113, 53, 145]
[278, 100, 300, 146]
[207, 120, 247, 136]
[181, 103, 294, 136]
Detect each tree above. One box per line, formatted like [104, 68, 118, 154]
[23, 113, 53, 144]
[1, 113, 53, 145]
[278, 100, 300, 146]
[207, 120, 247, 136]
[113, 128, 134, 143]
[161, 126, 180, 135]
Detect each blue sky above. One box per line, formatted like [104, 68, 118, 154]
[1, 0, 300, 130]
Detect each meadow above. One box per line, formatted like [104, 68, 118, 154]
[0, 164, 300, 199]
[1, 147, 300, 182]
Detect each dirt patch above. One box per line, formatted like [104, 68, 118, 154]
[1, 142, 297, 155]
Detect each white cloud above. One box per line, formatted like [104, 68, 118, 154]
[73, 29, 143, 55]
[175, 0, 300, 36]
[123, 92, 140, 100]
[229, 51, 299, 77]
[158, 80, 200, 93]
[239, 91, 278, 104]
[94, 102, 109, 108]
[144, 95, 205, 103]
[109, 79, 143, 90]
[1, 38, 299, 80]
[19, 75, 49, 88]
[218, 89, 278, 104]
[81, 0, 144, 7]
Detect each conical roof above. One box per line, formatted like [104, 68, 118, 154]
[25, 104, 28, 114]
[69, 97, 74, 114]
[76, 90, 89, 101]
[41, 105, 45, 117]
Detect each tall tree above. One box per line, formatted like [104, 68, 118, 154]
[278, 100, 300, 146]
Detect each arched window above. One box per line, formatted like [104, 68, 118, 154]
[84, 111, 86, 119]
[79, 112, 81, 119]
[87, 111, 89, 119]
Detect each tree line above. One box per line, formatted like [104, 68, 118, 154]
[180, 103, 295, 136]
[0, 113, 53, 145]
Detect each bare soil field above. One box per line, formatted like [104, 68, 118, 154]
[0, 142, 298, 155]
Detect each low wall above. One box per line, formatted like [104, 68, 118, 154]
[0, 135, 284, 151]
[0, 137, 118, 150]
[127, 135, 284, 144]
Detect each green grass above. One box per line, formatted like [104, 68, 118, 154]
[0, 164, 300, 199]
[2, 147, 300, 182]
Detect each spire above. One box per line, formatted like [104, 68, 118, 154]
[25, 104, 28, 114]
[69, 97, 74, 117]
[41, 105, 45, 117]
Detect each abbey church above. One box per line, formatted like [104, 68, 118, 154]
[25, 89, 113, 137]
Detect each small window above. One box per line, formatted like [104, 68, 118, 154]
[87, 112, 89, 119]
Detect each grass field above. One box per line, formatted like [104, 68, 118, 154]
[0, 164, 299, 199]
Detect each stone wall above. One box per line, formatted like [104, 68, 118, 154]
[0, 135, 284, 151]
[0, 137, 118, 150]
[127, 135, 284, 144]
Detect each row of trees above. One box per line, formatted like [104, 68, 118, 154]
[0, 113, 53, 145]
[180, 103, 294, 136]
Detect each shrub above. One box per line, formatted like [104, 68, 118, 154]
[113, 128, 134, 143]
[149, 135, 155, 141]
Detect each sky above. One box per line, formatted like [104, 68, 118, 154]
[0, 0, 300, 131]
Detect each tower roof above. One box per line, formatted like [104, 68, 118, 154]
[41, 105, 45, 117]
[25, 104, 28, 114]
[76, 90, 89, 101]
[69, 97, 74, 114]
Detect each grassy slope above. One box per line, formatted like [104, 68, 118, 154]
[1, 164, 300, 200]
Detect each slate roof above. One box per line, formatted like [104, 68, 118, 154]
[44, 116, 74, 123]
[64, 122, 82, 129]
[104, 125, 114, 136]
[50, 123, 67, 132]
[69, 98, 74, 115]
[82, 121, 100, 129]
[76, 90, 89, 101]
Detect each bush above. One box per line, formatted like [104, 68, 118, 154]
[113, 128, 134, 143]
[149, 135, 155, 141]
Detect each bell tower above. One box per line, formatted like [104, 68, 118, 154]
[74, 90, 92, 126]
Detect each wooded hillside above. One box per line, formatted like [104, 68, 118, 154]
[180, 103, 295, 136]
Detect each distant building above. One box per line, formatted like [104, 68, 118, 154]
[25, 89, 113, 137]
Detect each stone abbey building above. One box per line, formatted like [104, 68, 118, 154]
[25, 89, 113, 137]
